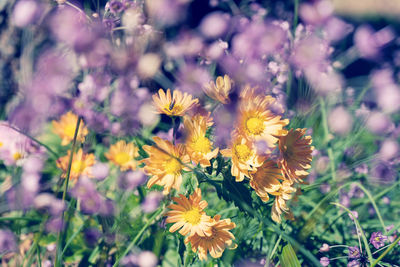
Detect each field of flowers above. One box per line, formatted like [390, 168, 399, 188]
[0, 0, 400, 266]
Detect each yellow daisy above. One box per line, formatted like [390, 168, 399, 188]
[56, 149, 96, 181]
[165, 188, 212, 237]
[249, 160, 282, 202]
[152, 88, 199, 117]
[237, 87, 288, 149]
[221, 132, 264, 182]
[183, 115, 219, 167]
[278, 128, 314, 184]
[141, 137, 190, 195]
[105, 140, 139, 171]
[185, 215, 236, 261]
[52, 111, 89, 146]
[270, 181, 296, 223]
[202, 75, 232, 104]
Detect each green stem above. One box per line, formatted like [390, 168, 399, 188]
[112, 208, 164, 267]
[319, 97, 336, 181]
[269, 234, 282, 260]
[353, 182, 387, 234]
[55, 116, 82, 267]
[331, 202, 374, 263]
[293, 0, 299, 33]
[371, 235, 400, 267]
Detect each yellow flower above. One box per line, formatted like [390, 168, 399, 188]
[270, 181, 296, 223]
[105, 140, 139, 171]
[221, 132, 264, 182]
[237, 87, 288, 149]
[278, 128, 314, 184]
[52, 111, 89, 146]
[185, 215, 236, 261]
[165, 188, 212, 237]
[249, 160, 283, 202]
[152, 88, 199, 116]
[203, 75, 232, 104]
[56, 149, 96, 181]
[183, 115, 219, 167]
[141, 137, 190, 195]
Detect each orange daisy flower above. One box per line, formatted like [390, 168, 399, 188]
[185, 215, 236, 261]
[141, 137, 190, 195]
[152, 88, 199, 116]
[236, 87, 288, 149]
[249, 160, 282, 202]
[221, 132, 264, 182]
[52, 111, 89, 146]
[270, 181, 296, 223]
[278, 128, 314, 184]
[165, 188, 212, 237]
[202, 75, 232, 104]
[183, 115, 219, 167]
[105, 140, 139, 171]
[56, 149, 96, 181]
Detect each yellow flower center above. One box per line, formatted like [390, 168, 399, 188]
[114, 152, 131, 165]
[234, 144, 251, 161]
[71, 160, 86, 174]
[0, 141, 3, 148]
[165, 158, 182, 174]
[13, 152, 22, 161]
[183, 208, 202, 225]
[164, 103, 183, 115]
[246, 117, 265, 135]
[191, 136, 211, 154]
[64, 124, 77, 138]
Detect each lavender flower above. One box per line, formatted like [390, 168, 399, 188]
[369, 232, 387, 249]
[319, 243, 330, 252]
[118, 171, 147, 191]
[320, 256, 330, 267]
[0, 230, 17, 254]
[141, 191, 163, 213]
[348, 246, 360, 259]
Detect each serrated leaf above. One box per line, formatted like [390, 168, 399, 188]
[279, 244, 301, 267]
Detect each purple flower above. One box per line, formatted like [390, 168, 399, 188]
[141, 191, 163, 213]
[347, 260, 360, 267]
[84, 228, 101, 247]
[365, 112, 393, 135]
[12, 0, 42, 27]
[328, 106, 353, 135]
[299, 0, 333, 25]
[319, 243, 330, 252]
[348, 246, 360, 259]
[354, 25, 394, 59]
[355, 163, 368, 175]
[370, 160, 397, 185]
[91, 163, 110, 181]
[232, 20, 287, 60]
[370, 232, 387, 249]
[320, 256, 330, 267]
[379, 139, 399, 161]
[109, 0, 125, 14]
[199, 12, 230, 39]
[176, 64, 211, 97]
[0, 230, 17, 254]
[119, 171, 147, 191]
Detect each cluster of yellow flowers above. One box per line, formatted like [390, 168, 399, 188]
[146, 75, 314, 224]
[166, 188, 236, 261]
[52, 74, 313, 261]
[53, 112, 140, 182]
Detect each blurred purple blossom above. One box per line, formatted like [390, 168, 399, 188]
[141, 191, 163, 213]
[118, 171, 147, 191]
[0, 230, 17, 254]
[319, 256, 330, 267]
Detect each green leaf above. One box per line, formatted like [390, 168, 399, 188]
[162, 249, 182, 267]
[278, 244, 301, 267]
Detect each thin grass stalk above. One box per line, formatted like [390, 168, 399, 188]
[54, 116, 82, 267]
